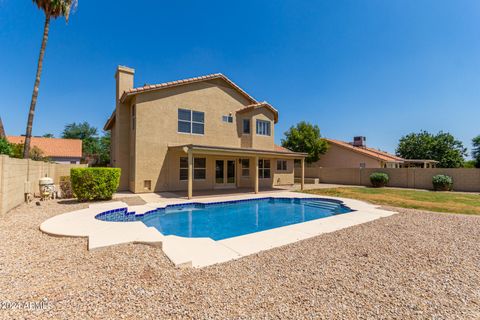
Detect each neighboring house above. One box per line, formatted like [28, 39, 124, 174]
[311, 137, 437, 169]
[104, 66, 306, 197]
[6, 136, 82, 164]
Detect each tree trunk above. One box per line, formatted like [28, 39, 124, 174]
[23, 14, 51, 159]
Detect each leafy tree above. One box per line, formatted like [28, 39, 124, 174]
[396, 131, 467, 168]
[42, 133, 54, 138]
[281, 121, 328, 163]
[62, 122, 110, 165]
[463, 160, 477, 168]
[62, 121, 99, 158]
[23, 0, 78, 159]
[0, 138, 12, 156]
[10, 144, 24, 158]
[29, 146, 49, 162]
[8, 142, 49, 161]
[98, 131, 111, 166]
[472, 135, 480, 168]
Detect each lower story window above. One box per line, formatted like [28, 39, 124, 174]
[241, 159, 250, 177]
[194, 158, 206, 180]
[276, 160, 287, 171]
[180, 157, 206, 180]
[258, 159, 271, 179]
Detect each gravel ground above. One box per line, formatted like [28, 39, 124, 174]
[1, 200, 479, 319]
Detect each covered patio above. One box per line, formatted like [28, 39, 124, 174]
[168, 144, 307, 199]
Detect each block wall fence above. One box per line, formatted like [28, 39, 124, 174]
[294, 167, 480, 192]
[0, 155, 86, 215]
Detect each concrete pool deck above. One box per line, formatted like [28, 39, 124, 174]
[40, 191, 397, 268]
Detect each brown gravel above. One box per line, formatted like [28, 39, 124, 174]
[1, 200, 479, 319]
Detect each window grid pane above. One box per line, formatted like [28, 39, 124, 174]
[192, 123, 204, 134]
[178, 109, 191, 121]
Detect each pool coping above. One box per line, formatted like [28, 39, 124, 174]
[40, 191, 397, 268]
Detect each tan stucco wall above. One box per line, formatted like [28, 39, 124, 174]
[312, 143, 382, 168]
[293, 167, 480, 192]
[0, 155, 86, 215]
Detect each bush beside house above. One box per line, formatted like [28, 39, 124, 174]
[370, 172, 389, 188]
[432, 174, 453, 191]
[71, 168, 121, 201]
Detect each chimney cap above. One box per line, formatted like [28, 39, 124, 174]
[116, 65, 135, 75]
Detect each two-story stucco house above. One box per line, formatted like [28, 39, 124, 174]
[105, 66, 306, 198]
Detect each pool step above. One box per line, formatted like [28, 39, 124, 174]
[303, 201, 340, 210]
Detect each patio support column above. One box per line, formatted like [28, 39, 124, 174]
[301, 158, 305, 191]
[187, 148, 193, 199]
[254, 156, 259, 194]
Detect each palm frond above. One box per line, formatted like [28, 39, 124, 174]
[32, 0, 78, 20]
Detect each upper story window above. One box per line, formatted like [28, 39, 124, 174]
[256, 120, 271, 136]
[222, 115, 233, 123]
[178, 108, 204, 135]
[242, 119, 250, 134]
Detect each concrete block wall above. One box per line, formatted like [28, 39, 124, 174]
[295, 166, 480, 192]
[0, 155, 86, 215]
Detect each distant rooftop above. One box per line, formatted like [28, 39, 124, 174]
[6, 136, 82, 158]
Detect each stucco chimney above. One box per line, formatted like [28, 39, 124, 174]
[115, 66, 135, 101]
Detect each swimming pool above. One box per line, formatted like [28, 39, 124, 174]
[96, 198, 352, 240]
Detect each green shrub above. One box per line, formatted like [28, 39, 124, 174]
[59, 176, 73, 199]
[0, 138, 12, 156]
[70, 168, 121, 201]
[432, 174, 453, 191]
[370, 172, 389, 188]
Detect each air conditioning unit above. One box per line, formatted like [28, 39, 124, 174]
[353, 136, 366, 147]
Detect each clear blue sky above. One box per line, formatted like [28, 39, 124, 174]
[1, 0, 479, 157]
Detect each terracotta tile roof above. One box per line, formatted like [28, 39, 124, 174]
[120, 73, 258, 104]
[274, 144, 292, 152]
[236, 102, 279, 123]
[6, 136, 82, 158]
[326, 138, 403, 162]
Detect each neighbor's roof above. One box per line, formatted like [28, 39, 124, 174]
[6, 136, 82, 158]
[236, 102, 279, 123]
[120, 73, 258, 104]
[325, 138, 404, 163]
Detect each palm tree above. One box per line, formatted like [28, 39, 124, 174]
[23, 0, 78, 159]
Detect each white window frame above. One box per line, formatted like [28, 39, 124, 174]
[258, 159, 271, 179]
[179, 157, 206, 181]
[178, 108, 205, 135]
[256, 120, 271, 136]
[222, 115, 233, 123]
[276, 160, 287, 171]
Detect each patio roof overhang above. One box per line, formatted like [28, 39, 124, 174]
[168, 144, 307, 199]
[168, 144, 307, 159]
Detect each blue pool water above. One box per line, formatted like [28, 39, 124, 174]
[96, 198, 352, 241]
